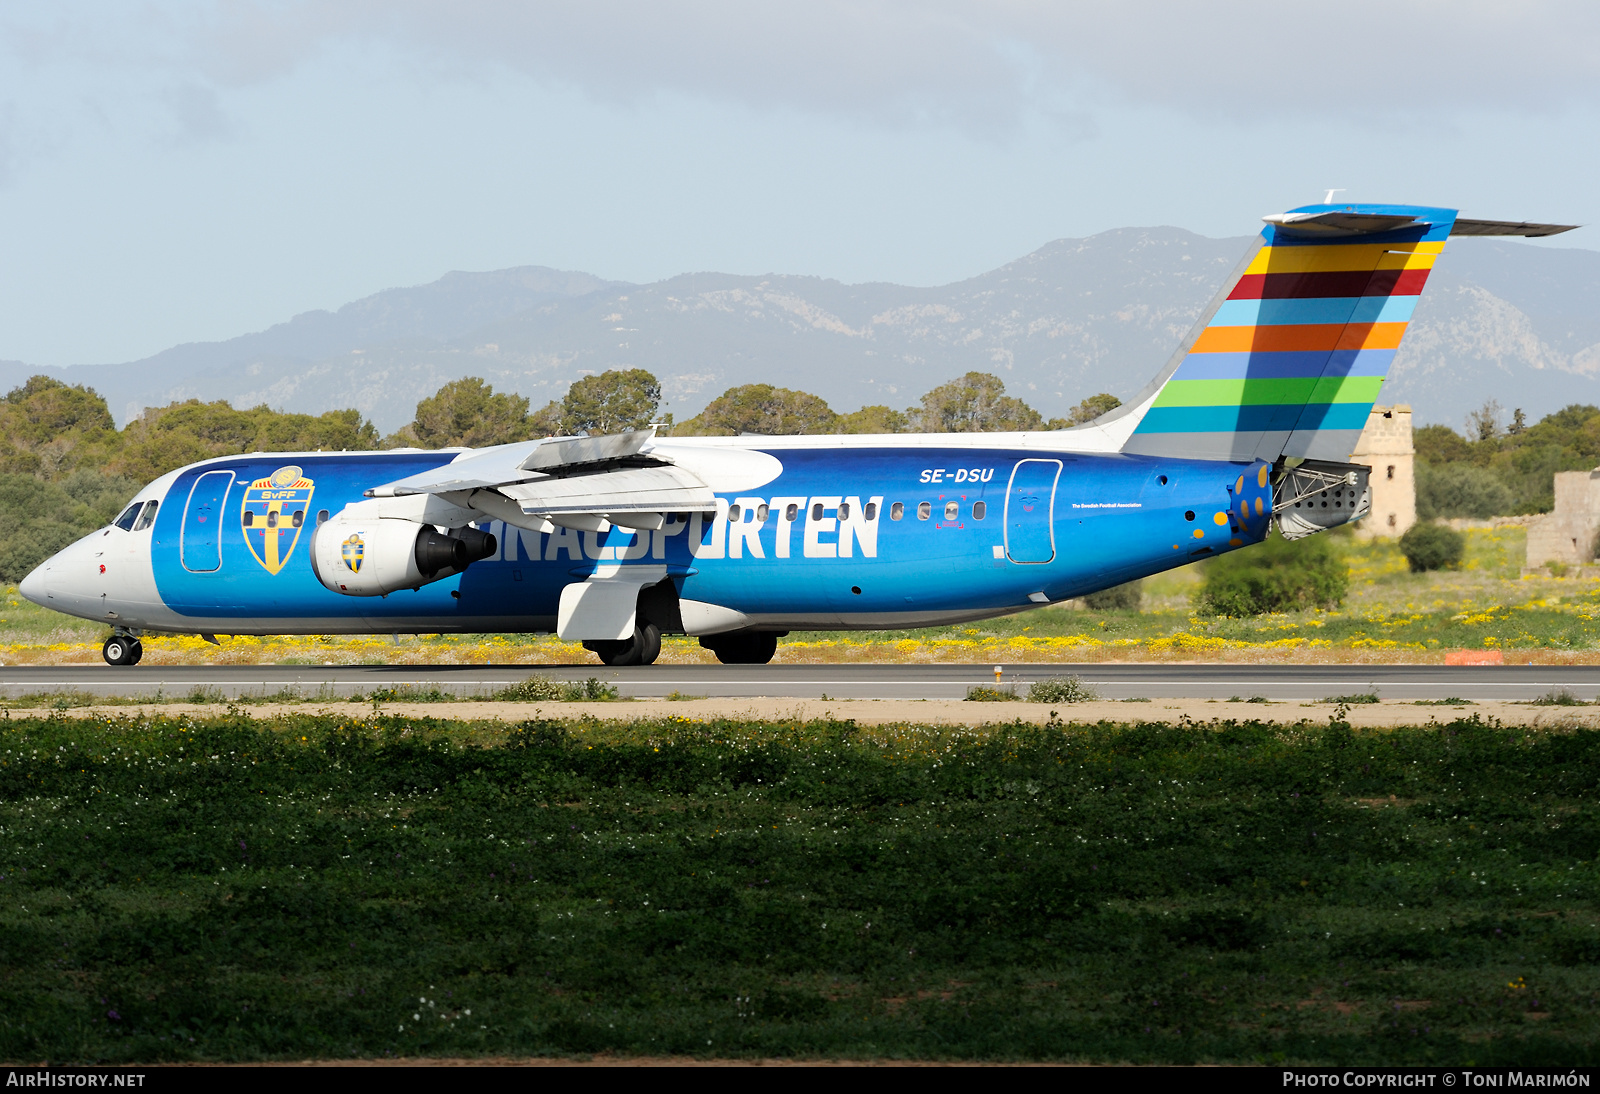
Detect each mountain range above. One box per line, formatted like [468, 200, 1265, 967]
[5, 230, 1598, 434]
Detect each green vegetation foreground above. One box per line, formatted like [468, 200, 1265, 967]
[2, 713, 1596, 1064]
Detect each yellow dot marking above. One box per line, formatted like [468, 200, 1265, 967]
[1235, 475, 1245, 494]
[1254, 496, 1264, 516]
[1229, 537, 1243, 547]
[1257, 465, 1270, 488]
[1213, 511, 1229, 526]
[1193, 528, 1205, 539]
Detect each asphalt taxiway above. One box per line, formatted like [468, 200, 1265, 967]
[0, 662, 1591, 702]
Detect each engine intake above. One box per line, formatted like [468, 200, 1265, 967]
[310, 515, 496, 597]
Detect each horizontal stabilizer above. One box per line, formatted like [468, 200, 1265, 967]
[1451, 218, 1578, 237]
[1261, 211, 1426, 238]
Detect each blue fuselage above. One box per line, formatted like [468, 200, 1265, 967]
[27, 443, 1273, 635]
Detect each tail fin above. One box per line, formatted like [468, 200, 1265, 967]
[1117, 203, 1456, 462]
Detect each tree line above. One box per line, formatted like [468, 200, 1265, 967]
[1414, 399, 1600, 519]
[0, 370, 1117, 583]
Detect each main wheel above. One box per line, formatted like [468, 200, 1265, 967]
[584, 623, 661, 667]
[584, 638, 635, 666]
[128, 640, 143, 666]
[102, 635, 135, 666]
[636, 622, 661, 666]
[704, 632, 778, 665]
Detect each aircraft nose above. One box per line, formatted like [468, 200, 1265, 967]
[18, 560, 52, 606]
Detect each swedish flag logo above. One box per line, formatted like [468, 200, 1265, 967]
[241, 465, 315, 575]
[341, 533, 365, 573]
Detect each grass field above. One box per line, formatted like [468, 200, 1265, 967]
[8, 528, 1600, 667]
[2, 710, 1596, 1064]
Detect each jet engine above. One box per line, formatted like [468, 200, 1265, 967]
[310, 515, 496, 597]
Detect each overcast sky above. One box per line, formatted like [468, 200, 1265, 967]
[3, 0, 1598, 366]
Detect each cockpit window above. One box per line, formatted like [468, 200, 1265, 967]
[133, 500, 158, 531]
[114, 504, 142, 531]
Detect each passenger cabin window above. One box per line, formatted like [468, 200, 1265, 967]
[317, 509, 330, 525]
[811, 502, 824, 521]
[133, 500, 158, 531]
[944, 501, 959, 520]
[267, 511, 278, 528]
[756, 504, 769, 522]
[243, 510, 255, 526]
[785, 504, 798, 521]
[972, 500, 986, 520]
[917, 502, 931, 520]
[890, 502, 904, 521]
[864, 501, 877, 521]
[728, 504, 742, 522]
[292, 509, 304, 528]
[838, 502, 851, 520]
[114, 504, 142, 531]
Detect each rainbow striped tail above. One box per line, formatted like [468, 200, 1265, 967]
[1119, 203, 1454, 463]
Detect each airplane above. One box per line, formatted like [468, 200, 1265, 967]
[19, 203, 1577, 668]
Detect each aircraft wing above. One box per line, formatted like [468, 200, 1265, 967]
[364, 428, 716, 532]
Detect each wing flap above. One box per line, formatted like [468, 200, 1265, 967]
[520, 429, 655, 471]
[370, 428, 661, 497]
[373, 440, 548, 496]
[501, 465, 714, 515]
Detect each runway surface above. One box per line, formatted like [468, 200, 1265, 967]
[0, 662, 1593, 702]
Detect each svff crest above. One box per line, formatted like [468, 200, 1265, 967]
[240, 465, 315, 575]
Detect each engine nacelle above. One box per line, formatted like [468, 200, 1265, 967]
[309, 515, 496, 597]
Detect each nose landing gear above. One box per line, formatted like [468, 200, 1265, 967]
[102, 630, 143, 666]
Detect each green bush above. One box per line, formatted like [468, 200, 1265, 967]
[494, 677, 566, 702]
[1321, 692, 1379, 705]
[1194, 533, 1348, 617]
[1083, 579, 1142, 611]
[1399, 522, 1465, 572]
[1415, 462, 1514, 519]
[0, 469, 138, 583]
[495, 677, 619, 702]
[1028, 676, 1097, 703]
[506, 718, 574, 747]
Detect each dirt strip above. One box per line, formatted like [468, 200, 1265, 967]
[19, 697, 1599, 728]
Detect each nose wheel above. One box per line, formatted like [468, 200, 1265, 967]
[102, 634, 143, 666]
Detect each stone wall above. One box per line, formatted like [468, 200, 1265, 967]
[1349, 404, 1416, 539]
[1525, 471, 1600, 567]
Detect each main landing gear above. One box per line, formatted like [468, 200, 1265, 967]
[102, 631, 143, 666]
[583, 622, 662, 666]
[699, 631, 779, 665]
